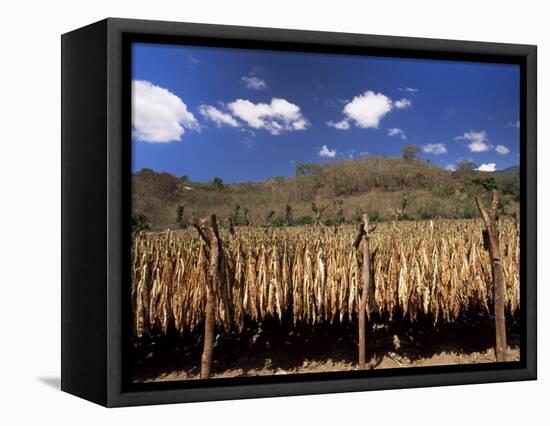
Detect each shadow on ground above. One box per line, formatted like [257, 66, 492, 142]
[130, 309, 520, 382]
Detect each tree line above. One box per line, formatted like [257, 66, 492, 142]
[131, 147, 519, 231]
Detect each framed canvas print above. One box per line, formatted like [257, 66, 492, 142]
[61, 18, 537, 407]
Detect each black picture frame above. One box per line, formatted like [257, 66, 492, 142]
[61, 17, 537, 407]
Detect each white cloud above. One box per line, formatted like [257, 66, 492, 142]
[495, 145, 510, 155]
[132, 80, 199, 143]
[446, 164, 457, 172]
[342, 91, 393, 128]
[508, 121, 520, 129]
[399, 87, 418, 94]
[227, 98, 309, 135]
[387, 127, 406, 139]
[455, 130, 492, 152]
[477, 163, 497, 172]
[327, 119, 350, 130]
[292, 119, 309, 130]
[329, 91, 412, 130]
[188, 55, 200, 64]
[338, 148, 357, 159]
[199, 105, 239, 127]
[241, 76, 267, 90]
[422, 143, 447, 155]
[394, 98, 412, 109]
[319, 144, 336, 158]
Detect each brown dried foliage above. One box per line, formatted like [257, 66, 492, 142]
[131, 219, 519, 337]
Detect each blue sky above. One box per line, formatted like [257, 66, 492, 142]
[132, 42, 520, 183]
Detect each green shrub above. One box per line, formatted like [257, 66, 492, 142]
[499, 176, 520, 201]
[369, 212, 383, 223]
[431, 180, 455, 197]
[272, 216, 286, 227]
[297, 215, 314, 225]
[175, 205, 187, 229]
[416, 199, 441, 220]
[398, 213, 415, 221]
[462, 204, 477, 219]
[471, 176, 498, 192]
[132, 212, 150, 232]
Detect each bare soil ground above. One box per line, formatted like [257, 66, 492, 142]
[130, 312, 520, 383]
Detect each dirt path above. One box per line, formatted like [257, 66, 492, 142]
[143, 347, 520, 382]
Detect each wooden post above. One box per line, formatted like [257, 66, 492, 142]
[201, 277, 216, 378]
[475, 191, 507, 362]
[354, 214, 376, 369]
[194, 214, 224, 378]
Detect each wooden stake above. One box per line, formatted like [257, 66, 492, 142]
[356, 214, 376, 369]
[195, 215, 224, 378]
[201, 281, 215, 378]
[476, 191, 508, 362]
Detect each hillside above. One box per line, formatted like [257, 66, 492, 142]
[492, 166, 520, 178]
[132, 156, 520, 229]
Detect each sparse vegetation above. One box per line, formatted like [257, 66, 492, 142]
[402, 144, 418, 163]
[131, 156, 519, 229]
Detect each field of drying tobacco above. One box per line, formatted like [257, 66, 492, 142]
[130, 218, 520, 380]
[132, 219, 519, 336]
